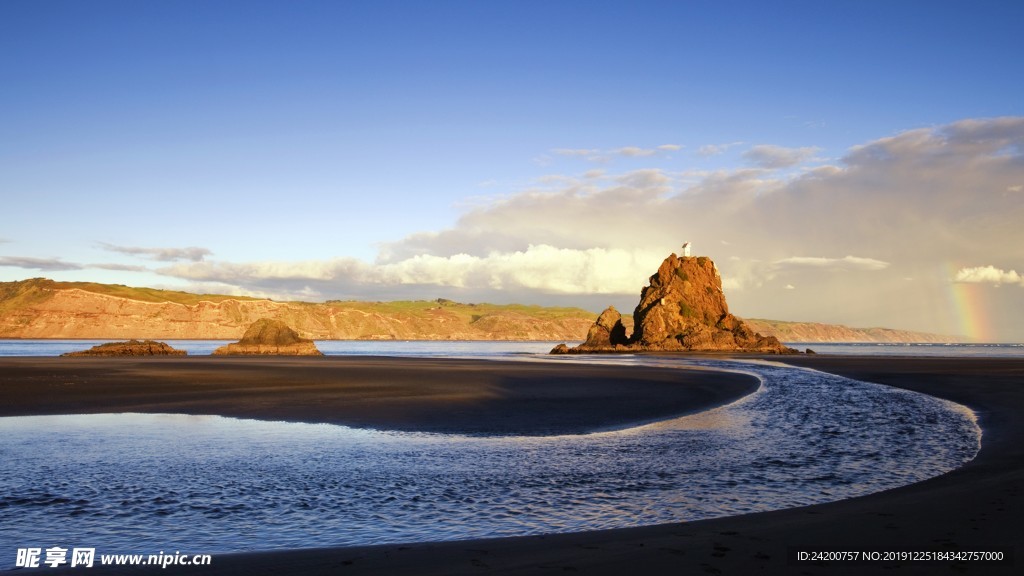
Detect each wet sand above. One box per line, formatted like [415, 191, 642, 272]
[10, 355, 1022, 575]
[0, 355, 758, 435]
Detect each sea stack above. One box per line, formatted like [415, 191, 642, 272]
[213, 318, 323, 356]
[553, 251, 797, 354]
[62, 340, 187, 357]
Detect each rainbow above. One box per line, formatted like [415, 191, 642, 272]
[946, 262, 994, 342]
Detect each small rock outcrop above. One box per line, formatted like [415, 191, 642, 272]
[62, 340, 187, 357]
[553, 252, 798, 354]
[213, 319, 323, 356]
[580, 306, 631, 350]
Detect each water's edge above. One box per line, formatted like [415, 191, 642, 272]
[0, 357, 980, 560]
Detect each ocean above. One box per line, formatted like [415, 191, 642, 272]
[0, 345, 986, 561]
[0, 339, 1022, 358]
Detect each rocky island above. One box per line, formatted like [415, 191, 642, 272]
[213, 318, 323, 356]
[61, 339, 187, 357]
[553, 251, 798, 354]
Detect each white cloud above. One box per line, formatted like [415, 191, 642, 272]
[99, 242, 211, 262]
[0, 256, 148, 274]
[159, 258, 373, 284]
[550, 145, 681, 162]
[156, 246, 666, 300]
[615, 168, 671, 190]
[0, 256, 84, 271]
[955, 266, 1023, 286]
[775, 256, 891, 271]
[531, 154, 553, 167]
[785, 284, 796, 290]
[800, 165, 842, 179]
[743, 144, 822, 168]
[552, 148, 600, 157]
[697, 142, 743, 157]
[615, 146, 658, 157]
[91, 263, 150, 272]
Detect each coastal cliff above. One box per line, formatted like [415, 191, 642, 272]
[743, 319, 961, 343]
[553, 253, 797, 354]
[0, 279, 594, 340]
[0, 278, 961, 343]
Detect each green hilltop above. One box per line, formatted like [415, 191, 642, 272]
[0, 278, 596, 340]
[2, 278, 263, 307]
[0, 278, 961, 343]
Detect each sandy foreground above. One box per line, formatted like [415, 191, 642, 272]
[3, 355, 1021, 575]
[0, 356, 756, 435]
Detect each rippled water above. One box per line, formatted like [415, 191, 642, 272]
[0, 358, 980, 557]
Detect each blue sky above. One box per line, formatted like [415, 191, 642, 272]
[2, 0, 1023, 340]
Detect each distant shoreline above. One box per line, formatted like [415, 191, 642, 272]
[0, 278, 967, 343]
[0, 337, 573, 341]
[0, 337, 1004, 344]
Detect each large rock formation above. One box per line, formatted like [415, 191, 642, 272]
[213, 319, 323, 356]
[62, 340, 187, 357]
[553, 252, 798, 354]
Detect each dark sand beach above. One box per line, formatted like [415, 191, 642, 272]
[0, 356, 757, 435]
[6, 355, 1022, 575]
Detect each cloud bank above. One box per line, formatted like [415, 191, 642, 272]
[159, 246, 664, 297]
[742, 144, 822, 168]
[99, 243, 212, 262]
[775, 256, 890, 271]
[0, 256, 83, 272]
[4, 117, 1022, 338]
[956, 266, 1023, 286]
[550, 144, 682, 163]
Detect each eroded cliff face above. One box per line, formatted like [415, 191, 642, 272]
[0, 280, 594, 340]
[0, 278, 961, 343]
[1, 288, 283, 339]
[742, 319, 961, 343]
[554, 253, 798, 354]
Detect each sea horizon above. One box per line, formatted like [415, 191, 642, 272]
[1, 339, 1022, 358]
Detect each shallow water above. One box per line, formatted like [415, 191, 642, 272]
[2, 339, 1022, 357]
[0, 339, 562, 357]
[0, 358, 980, 558]
[792, 342, 1024, 358]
